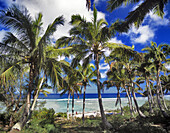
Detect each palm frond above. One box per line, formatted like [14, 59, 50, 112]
[107, 0, 140, 12]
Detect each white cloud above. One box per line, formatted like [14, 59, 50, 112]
[57, 55, 65, 61]
[103, 37, 123, 56]
[124, 25, 154, 44]
[165, 64, 170, 70]
[109, 37, 123, 44]
[94, 0, 106, 5]
[146, 11, 169, 26]
[101, 72, 107, 78]
[131, 1, 143, 11]
[0, 29, 6, 42]
[99, 63, 109, 70]
[12, 0, 105, 40]
[99, 63, 109, 78]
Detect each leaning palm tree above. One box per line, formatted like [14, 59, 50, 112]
[57, 4, 130, 129]
[0, 5, 71, 130]
[137, 56, 156, 114]
[142, 41, 170, 118]
[109, 46, 146, 117]
[107, 0, 169, 32]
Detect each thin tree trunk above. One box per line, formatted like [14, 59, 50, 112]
[125, 87, 134, 117]
[146, 77, 153, 114]
[132, 83, 146, 118]
[67, 92, 70, 120]
[160, 85, 168, 110]
[128, 87, 135, 113]
[148, 81, 155, 107]
[11, 63, 35, 131]
[156, 67, 169, 118]
[27, 75, 45, 121]
[96, 53, 112, 129]
[9, 115, 14, 128]
[117, 87, 123, 115]
[82, 85, 86, 123]
[72, 91, 75, 120]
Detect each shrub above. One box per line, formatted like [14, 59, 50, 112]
[32, 108, 55, 125]
[118, 121, 167, 133]
[22, 108, 57, 133]
[55, 112, 67, 118]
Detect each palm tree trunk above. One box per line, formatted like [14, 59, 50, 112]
[118, 88, 123, 115]
[95, 53, 112, 129]
[82, 85, 86, 123]
[146, 77, 153, 113]
[11, 63, 35, 131]
[27, 63, 35, 114]
[156, 67, 169, 118]
[11, 70, 42, 131]
[125, 86, 134, 117]
[27, 75, 45, 121]
[132, 83, 146, 118]
[72, 91, 75, 120]
[160, 85, 168, 110]
[67, 92, 70, 120]
[148, 81, 155, 107]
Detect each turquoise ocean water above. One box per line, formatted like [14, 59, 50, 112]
[37, 94, 170, 113]
[1, 94, 170, 113]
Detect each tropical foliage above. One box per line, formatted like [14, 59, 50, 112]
[0, 4, 71, 130]
[107, 0, 169, 32]
[0, 1, 170, 132]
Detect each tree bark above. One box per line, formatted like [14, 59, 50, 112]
[72, 90, 75, 120]
[116, 87, 123, 115]
[156, 67, 169, 118]
[160, 85, 168, 110]
[132, 83, 146, 118]
[95, 53, 112, 129]
[117, 89, 123, 115]
[149, 81, 155, 107]
[146, 77, 154, 114]
[11, 63, 35, 131]
[82, 85, 86, 123]
[125, 86, 134, 117]
[67, 92, 70, 120]
[27, 75, 45, 121]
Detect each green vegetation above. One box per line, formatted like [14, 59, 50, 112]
[21, 102, 170, 133]
[0, 100, 170, 132]
[0, 1, 169, 133]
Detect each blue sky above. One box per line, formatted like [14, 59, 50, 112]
[0, 0, 170, 93]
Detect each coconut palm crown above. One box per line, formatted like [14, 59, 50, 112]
[56, 4, 130, 129]
[0, 5, 71, 129]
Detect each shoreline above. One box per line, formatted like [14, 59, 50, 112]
[39, 96, 170, 113]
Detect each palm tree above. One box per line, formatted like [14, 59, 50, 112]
[137, 58, 156, 114]
[142, 41, 170, 118]
[109, 46, 146, 117]
[0, 5, 71, 129]
[107, 0, 169, 32]
[57, 4, 130, 128]
[104, 62, 125, 115]
[161, 74, 170, 95]
[77, 63, 96, 123]
[59, 67, 82, 120]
